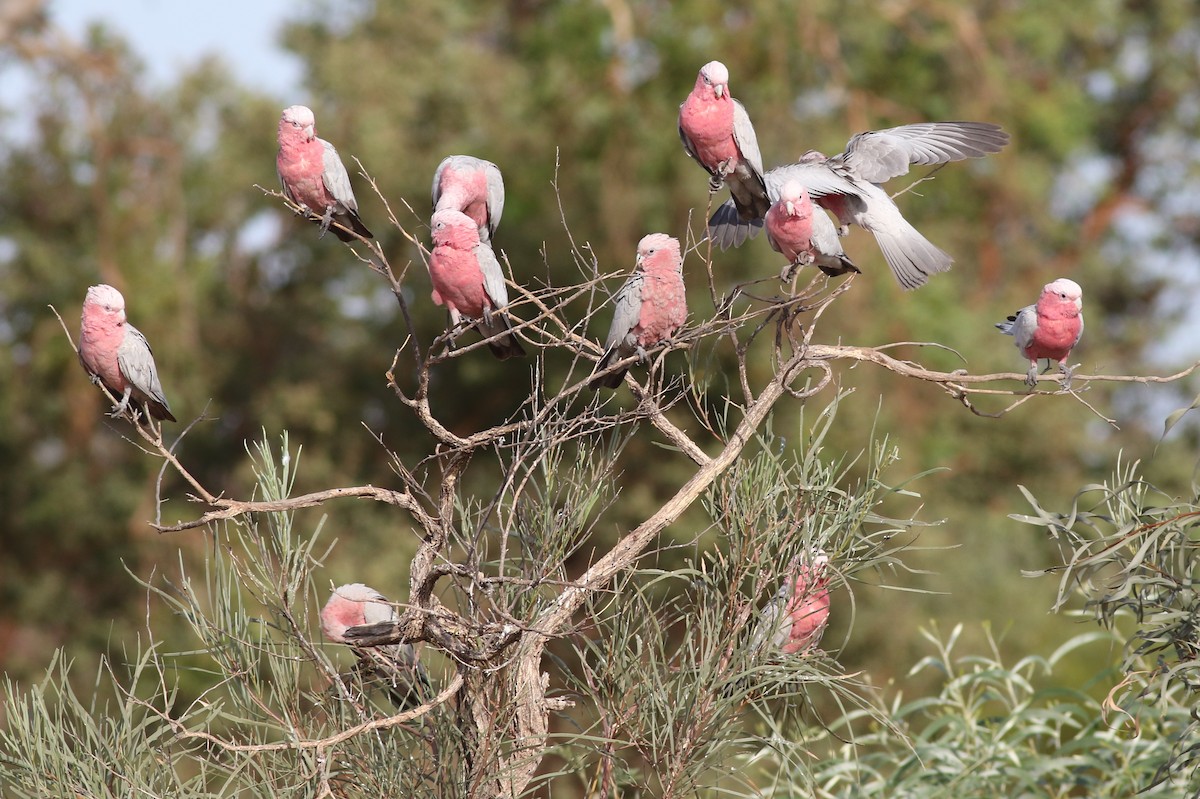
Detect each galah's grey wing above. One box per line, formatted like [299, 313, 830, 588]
[764, 162, 862, 204]
[839, 122, 1010, 184]
[677, 111, 705, 173]
[730, 99, 765, 177]
[811, 207, 846, 258]
[996, 304, 1038, 351]
[320, 138, 360, 212]
[359, 591, 398, 626]
[484, 160, 505, 237]
[604, 272, 645, 351]
[473, 240, 511, 311]
[430, 156, 451, 210]
[118, 324, 174, 419]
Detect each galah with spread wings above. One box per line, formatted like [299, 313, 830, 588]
[764, 180, 858, 281]
[709, 121, 1009, 288]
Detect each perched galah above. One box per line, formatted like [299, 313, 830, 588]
[78, 284, 176, 423]
[709, 121, 1010, 288]
[753, 550, 832, 655]
[276, 105, 373, 242]
[996, 278, 1084, 388]
[428, 208, 525, 359]
[764, 180, 859, 281]
[320, 583, 431, 709]
[589, 233, 688, 390]
[431, 155, 505, 242]
[678, 61, 770, 227]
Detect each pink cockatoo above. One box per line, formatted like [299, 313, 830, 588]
[678, 61, 770, 227]
[709, 121, 1010, 288]
[764, 180, 859, 281]
[320, 583, 431, 709]
[276, 105, 373, 242]
[431, 155, 505, 243]
[754, 550, 832, 655]
[996, 278, 1084, 388]
[78, 284, 176, 423]
[428, 208, 525, 359]
[589, 233, 688, 390]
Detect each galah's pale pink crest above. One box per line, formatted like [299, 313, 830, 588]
[589, 233, 687, 390]
[320, 583, 431, 708]
[678, 61, 770, 227]
[709, 121, 1010, 289]
[996, 278, 1084, 388]
[428, 208, 525, 359]
[79, 284, 176, 422]
[276, 105, 373, 242]
[431, 155, 505, 243]
[764, 180, 858, 281]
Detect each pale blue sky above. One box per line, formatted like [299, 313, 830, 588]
[45, 0, 304, 98]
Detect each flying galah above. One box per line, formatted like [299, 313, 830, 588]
[678, 61, 770, 227]
[78, 284, 176, 423]
[431, 155, 505, 242]
[428, 208, 525, 359]
[754, 550, 831, 655]
[320, 583, 431, 709]
[589, 233, 687, 390]
[996, 278, 1084, 388]
[709, 122, 1010, 288]
[276, 105, 373, 242]
[764, 180, 859, 281]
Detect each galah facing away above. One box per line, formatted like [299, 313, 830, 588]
[78, 284, 176, 423]
[709, 121, 1010, 289]
[431, 155, 505, 243]
[428, 208, 525, 359]
[996, 278, 1084, 388]
[678, 61, 770, 227]
[589, 233, 688, 390]
[754, 550, 832, 655]
[276, 105, 373, 242]
[764, 180, 859, 281]
[320, 583, 431, 709]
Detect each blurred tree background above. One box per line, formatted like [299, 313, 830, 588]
[1, 0, 1199, 779]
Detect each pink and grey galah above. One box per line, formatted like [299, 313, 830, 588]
[589, 233, 688, 390]
[78, 284, 176, 423]
[320, 583, 431, 709]
[431, 155, 505, 243]
[996, 278, 1084, 388]
[678, 61, 770, 227]
[754, 550, 832, 655]
[428, 208, 525, 359]
[709, 122, 1010, 289]
[276, 105, 373, 242]
[764, 180, 859, 281]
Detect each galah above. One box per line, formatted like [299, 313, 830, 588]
[320, 583, 431, 709]
[78, 284, 176, 423]
[678, 61, 770, 228]
[276, 105, 373, 242]
[709, 121, 1010, 288]
[764, 180, 859, 281]
[753, 550, 831, 655]
[428, 208, 525, 359]
[995, 278, 1084, 388]
[589, 233, 687, 390]
[431, 155, 505, 242]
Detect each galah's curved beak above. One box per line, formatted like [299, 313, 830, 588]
[785, 200, 795, 216]
[714, 84, 726, 98]
[303, 124, 315, 141]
